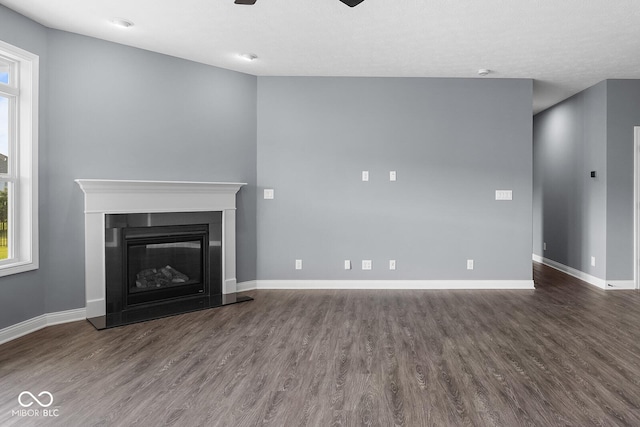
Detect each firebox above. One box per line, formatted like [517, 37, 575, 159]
[124, 224, 209, 307]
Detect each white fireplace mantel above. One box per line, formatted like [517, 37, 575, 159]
[75, 179, 246, 318]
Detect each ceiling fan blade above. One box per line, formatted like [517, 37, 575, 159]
[234, 0, 257, 4]
[339, 0, 365, 6]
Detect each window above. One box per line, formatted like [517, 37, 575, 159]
[0, 40, 38, 276]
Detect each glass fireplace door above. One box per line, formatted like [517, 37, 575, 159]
[123, 224, 209, 307]
[128, 239, 203, 292]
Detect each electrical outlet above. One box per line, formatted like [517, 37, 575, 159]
[591, 256, 596, 267]
[362, 260, 372, 270]
[389, 260, 396, 270]
[295, 259, 303, 270]
[543, 242, 547, 251]
[344, 260, 351, 270]
[467, 259, 474, 270]
[263, 189, 274, 199]
[362, 171, 369, 182]
[389, 171, 397, 181]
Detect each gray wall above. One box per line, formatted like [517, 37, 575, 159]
[0, 6, 257, 329]
[606, 80, 640, 280]
[0, 5, 49, 329]
[257, 77, 533, 280]
[532, 82, 607, 279]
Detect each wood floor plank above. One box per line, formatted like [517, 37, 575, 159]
[3, 263, 640, 426]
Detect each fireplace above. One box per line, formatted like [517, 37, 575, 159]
[75, 180, 252, 330]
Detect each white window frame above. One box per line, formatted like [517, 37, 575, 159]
[0, 40, 38, 277]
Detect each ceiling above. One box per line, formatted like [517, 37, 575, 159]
[2, 0, 640, 113]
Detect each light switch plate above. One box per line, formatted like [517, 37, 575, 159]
[362, 171, 369, 182]
[264, 189, 274, 199]
[389, 260, 396, 270]
[389, 171, 397, 181]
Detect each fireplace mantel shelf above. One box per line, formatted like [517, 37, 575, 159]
[75, 179, 247, 214]
[75, 179, 247, 194]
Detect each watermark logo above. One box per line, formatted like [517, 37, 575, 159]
[18, 391, 53, 408]
[12, 391, 59, 418]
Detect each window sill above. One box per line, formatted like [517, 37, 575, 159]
[0, 260, 38, 278]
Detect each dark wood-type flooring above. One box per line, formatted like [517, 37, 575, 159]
[2, 263, 640, 426]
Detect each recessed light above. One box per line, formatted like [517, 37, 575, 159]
[240, 53, 258, 61]
[478, 69, 491, 76]
[111, 18, 134, 28]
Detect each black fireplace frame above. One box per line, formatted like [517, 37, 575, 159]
[87, 211, 252, 330]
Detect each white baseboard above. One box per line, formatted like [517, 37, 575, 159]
[237, 280, 257, 292]
[533, 254, 612, 289]
[606, 280, 636, 290]
[237, 279, 533, 291]
[0, 307, 86, 345]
